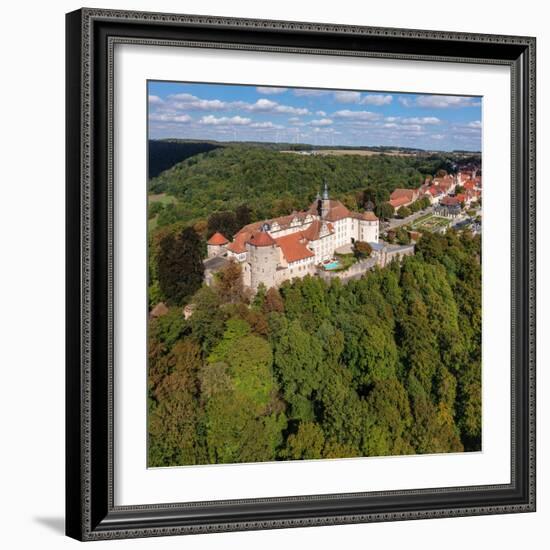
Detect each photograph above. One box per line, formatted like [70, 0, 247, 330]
[146, 81, 483, 468]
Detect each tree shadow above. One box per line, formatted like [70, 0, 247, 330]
[34, 516, 65, 535]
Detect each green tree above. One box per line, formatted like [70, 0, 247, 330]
[378, 201, 395, 220]
[353, 241, 372, 259]
[284, 422, 325, 460]
[157, 227, 204, 306]
[215, 260, 248, 304]
[207, 211, 238, 239]
[235, 204, 252, 229]
[397, 205, 412, 219]
[148, 339, 207, 466]
[273, 319, 325, 422]
[203, 321, 286, 463]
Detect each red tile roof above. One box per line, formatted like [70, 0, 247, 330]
[441, 196, 460, 206]
[237, 212, 309, 236]
[389, 196, 411, 209]
[361, 211, 378, 221]
[207, 232, 228, 245]
[226, 232, 249, 254]
[455, 193, 467, 203]
[390, 188, 417, 202]
[301, 219, 323, 241]
[150, 302, 169, 318]
[275, 232, 315, 263]
[247, 230, 276, 247]
[307, 199, 351, 222]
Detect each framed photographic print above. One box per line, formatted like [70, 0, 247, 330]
[65, 8, 536, 541]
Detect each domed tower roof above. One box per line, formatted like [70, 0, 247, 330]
[207, 232, 229, 245]
[247, 230, 276, 247]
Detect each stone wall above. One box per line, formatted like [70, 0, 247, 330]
[378, 244, 415, 268]
[316, 257, 377, 283]
[316, 243, 415, 284]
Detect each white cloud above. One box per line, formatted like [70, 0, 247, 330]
[293, 89, 330, 97]
[256, 87, 288, 95]
[334, 91, 361, 104]
[310, 118, 333, 126]
[401, 116, 441, 125]
[402, 124, 423, 132]
[313, 127, 336, 133]
[316, 110, 327, 116]
[418, 95, 480, 108]
[246, 98, 310, 115]
[431, 134, 445, 140]
[250, 121, 284, 129]
[168, 93, 229, 111]
[361, 94, 393, 106]
[398, 97, 413, 107]
[199, 115, 251, 126]
[148, 95, 163, 104]
[413, 95, 480, 108]
[332, 109, 380, 121]
[466, 120, 482, 128]
[149, 112, 191, 123]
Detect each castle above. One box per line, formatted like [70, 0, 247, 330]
[206, 182, 379, 290]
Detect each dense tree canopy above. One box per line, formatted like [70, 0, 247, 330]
[148, 145, 459, 226]
[148, 230, 482, 466]
[157, 226, 204, 306]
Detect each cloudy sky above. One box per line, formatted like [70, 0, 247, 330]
[148, 82, 482, 151]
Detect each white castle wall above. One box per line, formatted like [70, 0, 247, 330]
[247, 242, 280, 291]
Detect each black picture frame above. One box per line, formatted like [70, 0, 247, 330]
[66, 7, 536, 541]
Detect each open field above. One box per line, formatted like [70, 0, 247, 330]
[148, 193, 178, 231]
[148, 192, 177, 205]
[280, 149, 417, 157]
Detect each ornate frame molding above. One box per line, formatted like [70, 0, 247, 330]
[66, 8, 536, 541]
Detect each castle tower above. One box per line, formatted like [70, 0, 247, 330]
[206, 232, 228, 258]
[246, 229, 279, 290]
[321, 179, 330, 219]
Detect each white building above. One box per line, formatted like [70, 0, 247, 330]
[208, 183, 379, 290]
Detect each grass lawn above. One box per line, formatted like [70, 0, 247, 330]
[148, 192, 177, 205]
[333, 253, 358, 271]
[411, 212, 434, 225]
[148, 193, 178, 231]
[413, 214, 452, 232]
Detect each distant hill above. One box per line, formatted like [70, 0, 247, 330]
[148, 145, 458, 226]
[148, 140, 223, 179]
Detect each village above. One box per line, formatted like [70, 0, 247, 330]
[203, 166, 482, 292]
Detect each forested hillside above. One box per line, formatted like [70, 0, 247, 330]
[148, 230, 482, 466]
[148, 146, 456, 226]
[148, 140, 222, 179]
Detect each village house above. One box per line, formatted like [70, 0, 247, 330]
[435, 195, 462, 218]
[389, 188, 419, 210]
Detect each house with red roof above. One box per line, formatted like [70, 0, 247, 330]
[389, 188, 418, 209]
[435, 195, 462, 218]
[424, 185, 444, 204]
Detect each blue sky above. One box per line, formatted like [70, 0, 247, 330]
[148, 81, 482, 151]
